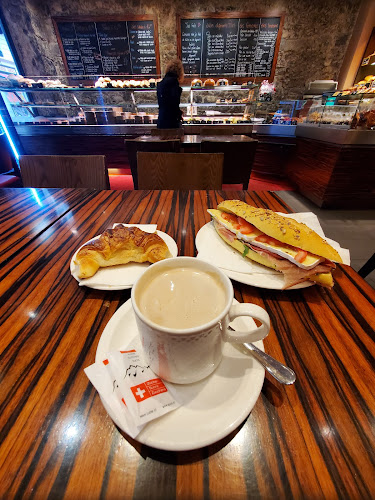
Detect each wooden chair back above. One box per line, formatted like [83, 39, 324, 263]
[201, 139, 258, 187]
[200, 126, 235, 136]
[125, 138, 180, 189]
[151, 128, 184, 139]
[20, 155, 110, 189]
[137, 152, 224, 190]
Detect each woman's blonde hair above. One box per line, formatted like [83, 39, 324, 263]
[165, 59, 184, 81]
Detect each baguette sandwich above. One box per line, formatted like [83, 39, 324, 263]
[208, 200, 343, 289]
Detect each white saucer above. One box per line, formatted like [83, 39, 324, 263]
[70, 230, 178, 290]
[96, 299, 265, 451]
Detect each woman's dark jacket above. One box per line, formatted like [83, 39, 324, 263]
[157, 72, 182, 129]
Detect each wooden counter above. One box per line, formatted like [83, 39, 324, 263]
[286, 126, 375, 209]
[16, 124, 253, 170]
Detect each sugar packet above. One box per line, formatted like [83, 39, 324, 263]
[84, 357, 143, 439]
[107, 349, 180, 426]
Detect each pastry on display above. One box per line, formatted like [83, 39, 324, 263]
[94, 77, 156, 89]
[203, 78, 215, 87]
[216, 78, 228, 86]
[74, 225, 171, 279]
[191, 79, 202, 87]
[2, 74, 68, 89]
[351, 109, 375, 130]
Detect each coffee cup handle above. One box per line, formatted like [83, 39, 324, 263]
[223, 304, 270, 343]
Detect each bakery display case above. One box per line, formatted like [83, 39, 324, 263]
[0, 74, 162, 132]
[0, 74, 312, 137]
[300, 78, 375, 132]
[305, 102, 357, 128]
[0, 74, 261, 169]
[183, 82, 257, 125]
[0, 74, 260, 133]
[250, 99, 308, 137]
[296, 91, 375, 145]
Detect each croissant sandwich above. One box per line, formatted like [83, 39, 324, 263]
[75, 225, 171, 279]
[208, 200, 343, 289]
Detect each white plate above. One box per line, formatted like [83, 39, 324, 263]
[195, 222, 313, 290]
[70, 230, 178, 290]
[96, 299, 265, 451]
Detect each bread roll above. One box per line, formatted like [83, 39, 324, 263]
[203, 78, 215, 87]
[74, 225, 171, 279]
[216, 200, 342, 263]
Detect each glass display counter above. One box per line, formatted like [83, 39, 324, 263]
[0, 75, 160, 129]
[0, 74, 317, 139]
[0, 74, 260, 133]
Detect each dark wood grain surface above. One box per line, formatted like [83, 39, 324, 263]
[0, 188, 374, 499]
[286, 137, 375, 209]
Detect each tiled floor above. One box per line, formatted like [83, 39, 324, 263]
[275, 191, 375, 289]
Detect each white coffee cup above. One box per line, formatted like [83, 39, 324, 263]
[131, 257, 270, 384]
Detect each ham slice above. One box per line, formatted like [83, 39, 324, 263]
[217, 224, 236, 242]
[249, 245, 334, 289]
[215, 221, 335, 289]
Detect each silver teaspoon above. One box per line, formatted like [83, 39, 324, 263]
[228, 326, 296, 385]
[243, 341, 296, 385]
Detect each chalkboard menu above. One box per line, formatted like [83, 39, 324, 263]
[178, 13, 284, 80]
[53, 16, 160, 77]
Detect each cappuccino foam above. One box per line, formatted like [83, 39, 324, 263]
[137, 266, 227, 329]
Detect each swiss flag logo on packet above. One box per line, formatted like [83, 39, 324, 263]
[131, 378, 168, 403]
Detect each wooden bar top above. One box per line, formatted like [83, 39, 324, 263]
[0, 188, 374, 499]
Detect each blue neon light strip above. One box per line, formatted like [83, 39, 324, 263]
[0, 113, 19, 160]
[30, 188, 42, 206]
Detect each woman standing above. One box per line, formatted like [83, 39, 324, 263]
[157, 59, 184, 129]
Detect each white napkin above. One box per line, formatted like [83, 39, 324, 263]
[196, 212, 350, 274]
[73, 224, 158, 288]
[78, 262, 152, 288]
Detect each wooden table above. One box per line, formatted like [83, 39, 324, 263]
[1, 188, 374, 499]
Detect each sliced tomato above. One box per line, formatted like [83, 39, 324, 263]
[237, 217, 256, 234]
[295, 249, 308, 263]
[255, 234, 284, 247]
[221, 213, 238, 224]
[221, 212, 241, 230]
[237, 216, 248, 225]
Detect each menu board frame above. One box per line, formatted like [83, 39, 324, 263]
[52, 15, 161, 80]
[177, 11, 285, 83]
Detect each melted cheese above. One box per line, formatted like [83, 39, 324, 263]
[249, 241, 323, 270]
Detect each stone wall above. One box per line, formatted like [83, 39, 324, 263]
[2, 0, 361, 98]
